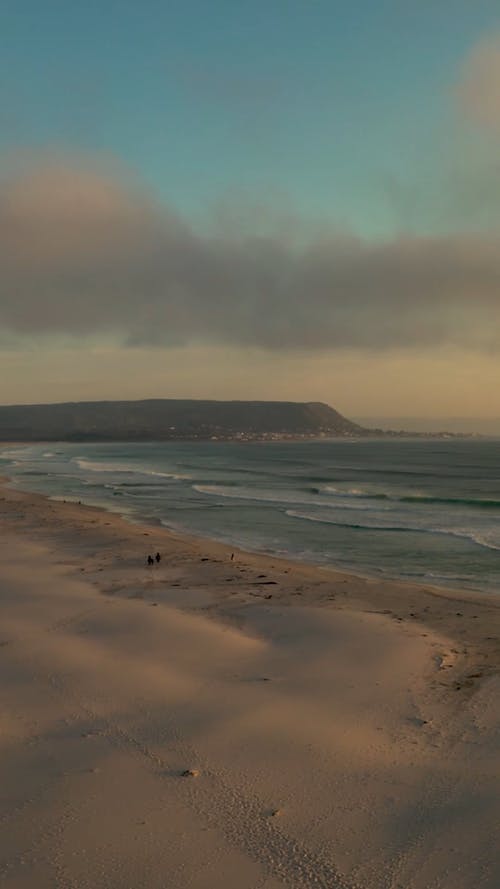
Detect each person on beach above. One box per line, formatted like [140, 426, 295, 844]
[155, 552, 161, 563]
[147, 555, 154, 566]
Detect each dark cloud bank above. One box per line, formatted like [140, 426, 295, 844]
[1, 162, 499, 351]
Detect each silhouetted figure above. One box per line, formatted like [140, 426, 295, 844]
[230, 553, 234, 561]
[155, 552, 161, 563]
[147, 555, 154, 566]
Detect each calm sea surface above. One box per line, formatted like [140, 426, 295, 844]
[2, 439, 500, 595]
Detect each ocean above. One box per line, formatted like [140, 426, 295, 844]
[2, 438, 500, 595]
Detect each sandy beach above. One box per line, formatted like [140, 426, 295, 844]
[0, 479, 499, 888]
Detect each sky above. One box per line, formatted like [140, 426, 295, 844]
[1, 1, 500, 419]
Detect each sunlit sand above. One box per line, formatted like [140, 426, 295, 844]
[0, 481, 498, 888]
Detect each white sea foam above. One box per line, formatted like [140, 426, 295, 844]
[0, 448, 33, 460]
[323, 484, 396, 500]
[446, 528, 500, 552]
[74, 458, 190, 480]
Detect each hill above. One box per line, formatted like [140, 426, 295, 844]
[0, 399, 367, 441]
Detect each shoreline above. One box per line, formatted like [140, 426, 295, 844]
[5, 468, 500, 599]
[5, 466, 499, 602]
[3, 470, 499, 600]
[3, 437, 500, 600]
[0, 475, 499, 886]
[1, 474, 499, 687]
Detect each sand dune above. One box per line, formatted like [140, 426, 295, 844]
[0, 482, 499, 887]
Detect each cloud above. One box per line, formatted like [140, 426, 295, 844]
[456, 34, 500, 130]
[1, 159, 500, 352]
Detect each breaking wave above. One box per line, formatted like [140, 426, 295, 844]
[321, 485, 500, 510]
[74, 458, 190, 480]
[285, 510, 500, 551]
